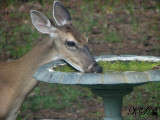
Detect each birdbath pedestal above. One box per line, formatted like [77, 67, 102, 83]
[33, 55, 160, 120]
[91, 88, 133, 120]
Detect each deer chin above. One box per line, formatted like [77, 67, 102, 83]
[52, 56, 85, 72]
[52, 55, 62, 61]
[64, 60, 84, 72]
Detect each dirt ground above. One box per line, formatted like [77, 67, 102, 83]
[0, 0, 160, 60]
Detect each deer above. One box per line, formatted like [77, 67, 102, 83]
[0, 1, 102, 120]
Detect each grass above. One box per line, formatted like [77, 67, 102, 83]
[1, 0, 44, 7]
[124, 82, 160, 119]
[20, 83, 95, 119]
[22, 84, 83, 112]
[0, 24, 39, 58]
[125, 2, 134, 14]
[156, 2, 160, 10]
[19, 82, 160, 120]
[104, 30, 123, 43]
[0, 8, 41, 58]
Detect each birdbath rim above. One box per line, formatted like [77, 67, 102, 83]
[33, 55, 160, 89]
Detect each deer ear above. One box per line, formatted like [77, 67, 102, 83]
[53, 1, 72, 26]
[30, 10, 56, 34]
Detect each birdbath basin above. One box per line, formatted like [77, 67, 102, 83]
[33, 55, 160, 120]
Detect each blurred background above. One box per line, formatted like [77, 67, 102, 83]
[0, 0, 160, 119]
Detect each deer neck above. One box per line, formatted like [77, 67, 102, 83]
[15, 37, 58, 91]
[4, 37, 58, 120]
[21, 37, 58, 69]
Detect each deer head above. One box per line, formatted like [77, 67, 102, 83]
[30, 1, 102, 73]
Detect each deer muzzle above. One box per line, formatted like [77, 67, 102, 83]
[88, 62, 103, 73]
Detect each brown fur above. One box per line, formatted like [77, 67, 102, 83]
[58, 24, 88, 44]
[0, 28, 90, 119]
[0, 14, 91, 120]
[0, 38, 57, 120]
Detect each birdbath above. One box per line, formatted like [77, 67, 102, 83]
[33, 55, 160, 120]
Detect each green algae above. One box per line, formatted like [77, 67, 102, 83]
[98, 61, 160, 73]
[53, 64, 79, 73]
[53, 60, 160, 73]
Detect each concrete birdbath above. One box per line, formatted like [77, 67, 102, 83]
[33, 55, 160, 120]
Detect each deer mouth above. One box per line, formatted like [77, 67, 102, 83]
[87, 63, 103, 73]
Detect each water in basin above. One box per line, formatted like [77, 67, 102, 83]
[53, 60, 160, 73]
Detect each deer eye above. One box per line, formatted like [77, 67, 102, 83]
[66, 41, 76, 48]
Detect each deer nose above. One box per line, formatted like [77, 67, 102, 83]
[94, 65, 103, 73]
[89, 63, 103, 73]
